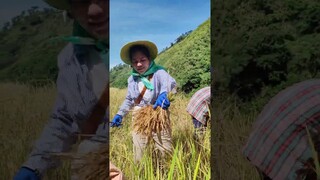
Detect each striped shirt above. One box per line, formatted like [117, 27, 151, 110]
[186, 86, 211, 124]
[23, 43, 109, 176]
[243, 79, 320, 180]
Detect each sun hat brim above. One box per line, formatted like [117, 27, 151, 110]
[120, 40, 158, 65]
[44, 0, 70, 10]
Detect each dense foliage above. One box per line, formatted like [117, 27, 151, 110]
[0, 7, 71, 85]
[1, 8, 210, 94]
[110, 64, 131, 89]
[212, 0, 320, 104]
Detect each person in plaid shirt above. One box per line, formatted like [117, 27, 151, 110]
[243, 79, 320, 180]
[186, 86, 211, 141]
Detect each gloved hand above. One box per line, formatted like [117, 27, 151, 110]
[110, 114, 122, 127]
[153, 92, 170, 109]
[14, 167, 40, 180]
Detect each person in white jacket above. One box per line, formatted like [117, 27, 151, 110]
[13, 0, 124, 179]
[111, 40, 177, 163]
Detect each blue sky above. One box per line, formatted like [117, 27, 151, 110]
[0, 0, 210, 68]
[110, 0, 210, 68]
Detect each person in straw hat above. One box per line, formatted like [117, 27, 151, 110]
[242, 79, 320, 180]
[13, 0, 123, 179]
[111, 40, 177, 163]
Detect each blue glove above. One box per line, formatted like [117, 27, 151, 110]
[14, 167, 40, 180]
[110, 114, 122, 127]
[153, 92, 170, 109]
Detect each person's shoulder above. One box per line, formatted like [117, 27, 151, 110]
[57, 43, 74, 68]
[127, 75, 134, 82]
[203, 86, 211, 91]
[195, 86, 210, 95]
[156, 69, 167, 74]
[155, 69, 170, 77]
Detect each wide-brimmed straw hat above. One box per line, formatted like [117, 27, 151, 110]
[44, 0, 70, 10]
[120, 40, 158, 65]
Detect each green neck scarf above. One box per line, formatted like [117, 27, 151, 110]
[131, 61, 166, 90]
[50, 21, 109, 67]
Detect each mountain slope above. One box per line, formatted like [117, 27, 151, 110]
[0, 8, 72, 84]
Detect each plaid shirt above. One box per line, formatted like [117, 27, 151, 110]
[243, 79, 320, 180]
[23, 43, 109, 176]
[186, 87, 211, 125]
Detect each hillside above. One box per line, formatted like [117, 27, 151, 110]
[0, 7, 72, 84]
[110, 19, 211, 94]
[212, 0, 320, 106]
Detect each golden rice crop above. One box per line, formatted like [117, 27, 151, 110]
[51, 144, 108, 180]
[132, 105, 171, 137]
[75, 145, 108, 180]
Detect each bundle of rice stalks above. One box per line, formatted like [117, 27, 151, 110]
[51, 144, 108, 180]
[74, 145, 108, 180]
[132, 105, 171, 138]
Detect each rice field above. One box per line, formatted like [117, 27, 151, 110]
[109, 88, 211, 179]
[211, 96, 260, 179]
[2, 82, 286, 179]
[0, 82, 71, 180]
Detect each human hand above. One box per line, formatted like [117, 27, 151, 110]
[14, 167, 40, 180]
[110, 114, 122, 127]
[153, 92, 170, 110]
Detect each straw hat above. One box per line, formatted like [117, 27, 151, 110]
[120, 40, 158, 65]
[44, 0, 70, 10]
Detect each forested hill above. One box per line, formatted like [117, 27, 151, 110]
[212, 0, 320, 104]
[0, 7, 72, 84]
[110, 19, 211, 94]
[0, 7, 210, 94]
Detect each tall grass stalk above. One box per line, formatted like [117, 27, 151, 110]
[306, 126, 320, 179]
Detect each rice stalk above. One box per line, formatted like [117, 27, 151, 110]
[51, 145, 108, 180]
[132, 105, 171, 139]
[306, 126, 320, 179]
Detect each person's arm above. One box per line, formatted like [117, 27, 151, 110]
[20, 44, 79, 176]
[151, 70, 176, 109]
[116, 76, 135, 117]
[22, 73, 77, 176]
[158, 69, 177, 94]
